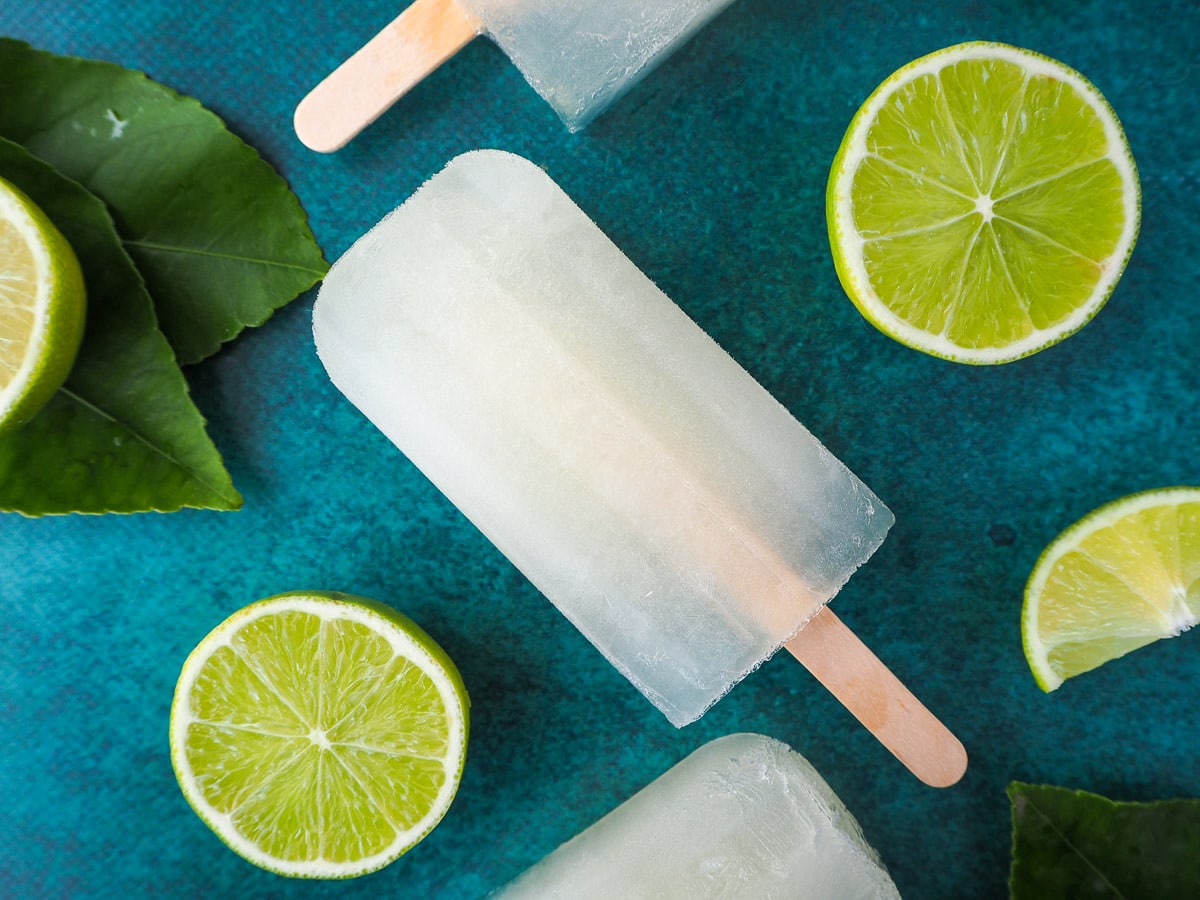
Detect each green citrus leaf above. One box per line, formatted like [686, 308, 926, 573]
[1009, 782, 1200, 899]
[0, 138, 241, 514]
[0, 38, 327, 364]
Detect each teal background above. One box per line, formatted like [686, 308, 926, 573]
[2, 1, 1197, 897]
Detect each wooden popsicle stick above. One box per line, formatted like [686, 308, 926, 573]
[294, 0, 482, 152]
[787, 607, 968, 788]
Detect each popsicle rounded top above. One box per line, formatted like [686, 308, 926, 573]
[313, 149, 894, 727]
[495, 733, 902, 899]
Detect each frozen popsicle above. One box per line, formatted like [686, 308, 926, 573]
[495, 733, 901, 899]
[313, 150, 967, 786]
[294, 0, 737, 151]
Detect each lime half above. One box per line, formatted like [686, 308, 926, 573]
[1023, 488, 1200, 692]
[827, 42, 1140, 364]
[0, 175, 86, 431]
[170, 590, 470, 878]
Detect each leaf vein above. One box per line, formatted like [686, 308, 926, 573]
[125, 239, 327, 276]
[1022, 795, 1130, 898]
[58, 386, 240, 504]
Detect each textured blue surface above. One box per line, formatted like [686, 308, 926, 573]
[2, 1, 1198, 897]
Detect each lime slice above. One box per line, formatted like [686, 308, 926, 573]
[827, 42, 1140, 364]
[169, 590, 470, 878]
[0, 175, 86, 431]
[1023, 488, 1200, 692]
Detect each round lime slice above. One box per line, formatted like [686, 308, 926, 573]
[827, 42, 1140, 364]
[0, 175, 86, 432]
[169, 590, 470, 878]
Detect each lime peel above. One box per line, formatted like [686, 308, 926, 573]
[169, 590, 470, 879]
[827, 41, 1140, 364]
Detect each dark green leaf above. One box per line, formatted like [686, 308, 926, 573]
[0, 138, 241, 514]
[0, 38, 327, 364]
[1009, 782, 1200, 899]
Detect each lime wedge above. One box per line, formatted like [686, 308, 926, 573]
[1023, 488, 1200, 692]
[169, 590, 470, 878]
[0, 175, 86, 431]
[827, 42, 1140, 364]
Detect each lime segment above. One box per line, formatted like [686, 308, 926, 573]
[0, 175, 86, 431]
[170, 590, 470, 878]
[827, 42, 1140, 364]
[1023, 488, 1200, 692]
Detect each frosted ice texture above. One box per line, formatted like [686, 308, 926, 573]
[495, 733, 901, 899]
[463, 0, 738, 130]
[313, 150, 893, 726]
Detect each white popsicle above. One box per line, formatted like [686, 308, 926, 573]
[495, 733, 902, 899]
[467, 0, 736, 130]
[314, 150, 966, 785]
[294, 0, 737, 151]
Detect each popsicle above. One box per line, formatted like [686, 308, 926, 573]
[495, 733, 901, 899]
[313, 150, 967, 786]
[294, 0, 738, 151]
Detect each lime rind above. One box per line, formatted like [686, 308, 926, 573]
[169, 591, 470, 879]
[0, 175, 86, 431]
[1022, 487, 1200, 692]
[827, 41, 1141, 364]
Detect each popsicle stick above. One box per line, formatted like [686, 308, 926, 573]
[787, 607, 968, 788]
[294, 0, 482, 152]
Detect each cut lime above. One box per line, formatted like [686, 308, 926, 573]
[1023, 488, 1200, 692]
[0, 175, 86, 431]
[827, 42, 1140, 364]
[169, 590, 470, 878]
